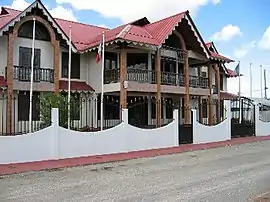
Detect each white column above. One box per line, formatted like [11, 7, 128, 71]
[148, 52, 152, 125]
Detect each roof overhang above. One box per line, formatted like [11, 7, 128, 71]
[0, 0, 77, 52]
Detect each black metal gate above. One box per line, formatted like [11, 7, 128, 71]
[231, 97, 255, 138]
[178, 109, 193, 144]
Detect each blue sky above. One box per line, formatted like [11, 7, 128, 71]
[1, 0, 270, 97]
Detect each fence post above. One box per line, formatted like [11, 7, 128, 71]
[224, 100, 231, 140]
[173, 109, 179, 146]
[122, 108, 128, 123]
[255, 104, 260, 136]
[191, 109, 197, 143]
[51, 108, 59, 160]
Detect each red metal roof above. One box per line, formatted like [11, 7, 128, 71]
[59, 80, 94, 92]
[144, 12, 187, 44]
[0, 6, 208, 54]
[205, 41, 233, 63]
[0, 76, 7, 87]
[0, 7, 108, 51]
[226, 69, 243, 78]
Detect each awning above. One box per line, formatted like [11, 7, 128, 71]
[221, 92, 238, 100]
[59, 80, 94, 92]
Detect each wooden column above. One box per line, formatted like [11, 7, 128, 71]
[215, 63, 221, 122]
[208, 63, 213, 126]
[6, 33, 14, 134]
[53, 40, 60, 94]
[184, 51, 190, 124]
[120, 51, 127, 109]
[156, 49, 161, 127]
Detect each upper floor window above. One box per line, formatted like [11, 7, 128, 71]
[127, 53, 148, 69]
[105, 52, 117, 70]
[18, 21, 51, 41]
[61, 52, 80, 79]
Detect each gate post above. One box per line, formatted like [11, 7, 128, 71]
[224, 100, 231, 140]
[191, 109, 196, 143]
[173, 109, 179, 146]
[255, 104, 260, 136]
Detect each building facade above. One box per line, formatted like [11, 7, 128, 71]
[0, 0, 237, 134]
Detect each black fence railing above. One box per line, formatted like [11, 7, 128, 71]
[11, 65, 54, 83]
[196, 99, 227, 125]
[0, 94, 51, 136]
[127, 97, 174, 128]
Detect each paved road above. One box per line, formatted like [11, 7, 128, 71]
[1, 141, 270, 202]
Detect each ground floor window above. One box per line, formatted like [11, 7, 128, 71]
[97, 95, 120, 120]
[18, 91, 40, 121]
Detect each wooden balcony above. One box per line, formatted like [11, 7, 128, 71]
[9, 66, 54, 83]
[104, 68, 209, 89]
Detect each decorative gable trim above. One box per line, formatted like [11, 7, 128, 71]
[0, 0, 77, 52]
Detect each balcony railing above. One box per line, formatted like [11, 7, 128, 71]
[12, 65, 54, 83]
[127, 68, 156, 84]
[104, 68, 209, 89]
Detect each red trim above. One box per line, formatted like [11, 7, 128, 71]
[0, 136, 269, 175]
[59, 80, 94, 92]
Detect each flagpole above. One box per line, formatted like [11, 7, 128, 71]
[260, 65, 263, 99]
[238, 61, 242, 123]
[249, 63, 252, 99]
[68, 25, 72, 129]
[100, 31, 105, 131]
[29, 17, 36, 133]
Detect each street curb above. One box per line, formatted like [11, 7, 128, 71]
[0, 135, 270, 175]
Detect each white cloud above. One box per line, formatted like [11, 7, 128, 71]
[5, 0, 77, 21]
[258, 26, 270, 50]
[233, 41, 256, 59]
[211, 25, 242, 42]
[56, 0, 220, 23]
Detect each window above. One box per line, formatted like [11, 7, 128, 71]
[166, 98, 173, 119]
[61, 92, 80, 120]
[181, 98, 185, 118]
[105, 52, 117, 70]
[127, 53, 148, 68]
[19, 47, 41, 81]
[61, 52, 80, 79]
[18, 21, 51, 41]
[18, 91, 40, 121]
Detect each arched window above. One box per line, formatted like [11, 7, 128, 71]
[18, 21, 51, 41]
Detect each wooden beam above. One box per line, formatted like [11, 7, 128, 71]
[184, 51, 190, 124]
[120, 51, 127, 109]
[208, 63, 213, 126]
[6, 33, 14, 134]
[215, 63, 221, 122]
[156, 49, 161, 127]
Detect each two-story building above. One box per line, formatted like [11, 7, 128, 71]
[0, 0, 237, 134]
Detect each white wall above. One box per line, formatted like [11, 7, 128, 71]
[0, 126, 55, 164]
[255, 105, 270, 137]
[192, 100, 231, 144]
[88, 52, 102, 93]
[0, 36, 7, 77]
[13, 37, 53, 69]
[0, 108, 178, 164]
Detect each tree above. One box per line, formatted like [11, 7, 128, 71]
[40, 92, 80, 128]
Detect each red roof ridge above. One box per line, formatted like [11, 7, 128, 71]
[144, 10, 188, 27]
[116, 24, 132, 38]
[1, 6, 109, 31]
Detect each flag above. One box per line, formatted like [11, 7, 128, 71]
[96, 35, 103, 63]
[233, 62, 240, 76]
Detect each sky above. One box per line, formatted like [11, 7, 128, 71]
[1, 0, 270, 98]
